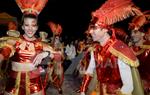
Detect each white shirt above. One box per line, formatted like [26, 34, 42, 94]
[85, 51, 133, 94]
[65, 44, 76, 60]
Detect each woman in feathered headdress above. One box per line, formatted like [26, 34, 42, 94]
[78, 0, 145, 95]
[0, 0, 63, 95]
[47, 21, 63, 48]
[47, 21, 64, 94]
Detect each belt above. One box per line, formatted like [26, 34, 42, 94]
[12, 62, 36, 72]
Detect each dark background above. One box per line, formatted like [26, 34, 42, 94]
[0, 0, 150, 41]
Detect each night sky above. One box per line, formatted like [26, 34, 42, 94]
[0, 0, 150, 41]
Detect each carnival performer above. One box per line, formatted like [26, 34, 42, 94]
[78, 0, 144, 95]
[0, 0, 62, 95]
[76, 41, 100, 95]
[47, 21, 64, 94]
[129, 14, 150, 94]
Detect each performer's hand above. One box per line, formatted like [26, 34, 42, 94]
[80, 92, 85, 95]
[33, 51, 50, 67]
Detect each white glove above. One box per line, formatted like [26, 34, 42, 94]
[33, 51, 49, 67]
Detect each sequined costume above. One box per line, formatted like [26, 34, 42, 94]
[0, 36, 56, 95]
[0, 0, 50, 95]
[96, 39, 139, 95]
[79, 38, 142, 95]
[78, 0, 145, 94]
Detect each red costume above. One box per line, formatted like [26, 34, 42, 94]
[0, 36, 47, 95]
[132, 41, 150, 92]
[0, 36, 58, 95]
[95, 39, 138, 94]
[46, 21, 64, 94]
[0, 0, 54, 95]
[79, 0, 144, 95]
[129, 10, 150, 93]
[79, 39, 139, 95]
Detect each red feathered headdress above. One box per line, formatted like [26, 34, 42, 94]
[129, 10, 150, 30]
[129, 15, 146, 30]
[16, 0, 48, 16]
[47, 21, 62, 35]
[92, 0, 142, 26]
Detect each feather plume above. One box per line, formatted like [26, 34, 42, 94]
[47, 22, 62, 35]
[16, 0, 48, 15]
[92, 0, 141, 25]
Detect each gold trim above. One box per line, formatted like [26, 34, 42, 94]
[116, 90, 132, 95]
[14, 72, 21, 95]
[140, 45, 150, 49]
[109, 46, 139, 67]
[26, 72, 30, 95]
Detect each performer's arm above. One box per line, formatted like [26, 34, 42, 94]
[33, 43, 63, 66]
[117, 58, 133, 94]
[80, 51, 95, 95]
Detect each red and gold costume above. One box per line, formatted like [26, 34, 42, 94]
[78, 42, 101, 94]
[131, 41, 150, 93]
[79, 39, 141, 95]
[47, 52, 64, 94]
[46, 21, 64, 94]
[79, 0, 145, 94]
[129, 11, 150, 93]
[0, 36, 56, 95]
[0, 0, 51, 95]
[96, 39, 139, 95]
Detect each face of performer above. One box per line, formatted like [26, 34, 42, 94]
[89, 25, 108, 41]
[131, 30, 143, 43]
[22, 15, 38, 38]
[54, 36, 60, 45]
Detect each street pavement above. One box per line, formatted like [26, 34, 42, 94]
[46, 74, 82, 95]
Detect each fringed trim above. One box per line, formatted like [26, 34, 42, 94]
[109, 46, 139, 67]
[140, 45, 150, 49]
[26, 72, 30, 95]
[14, 72, 21, 95]
[0, 37, 19, 42]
